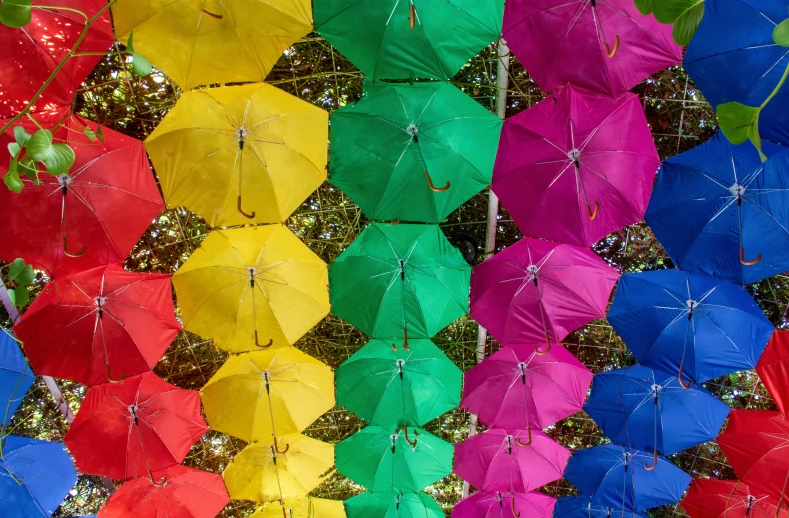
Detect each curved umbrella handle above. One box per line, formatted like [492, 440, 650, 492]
[643, 449, 659, 471]
[511, 496, 521, 518]
[402, 327, 410, 352]
[200, 8, 223, 18]
[535, 331, 552, 356]
[149, 469, 167, 487]
[255, 331, 273, 349]
[678, 363, 691, 389]
[409, 4, 416, 29]
[425, 171, 450, 193]
[403, 425, 418, 447]
[63, 235, 87, 258]
[740, 246, 762, 266]
[587, 201, 599, 221]
[604, 35, 620, 58]
[106, 361, 126, 383]
[237, 195, 256, 219]
[274, 436, 290, 455]
[516, 428, 532, 447]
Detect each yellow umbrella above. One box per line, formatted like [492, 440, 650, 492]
[145, 83, 328, 227]
[173, 225, 329, 353]
[223, 433, 333, 503]
[200, 348, 334, 442]
[112, 0, 313, 90]
[252, 497, 346, 518]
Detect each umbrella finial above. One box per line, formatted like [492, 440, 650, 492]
[396, 358, 405, 380]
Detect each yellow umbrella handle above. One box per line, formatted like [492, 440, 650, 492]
[255, 331, 273, 349]
[63, 235, 87, 258]
[238, 195, 256, 219]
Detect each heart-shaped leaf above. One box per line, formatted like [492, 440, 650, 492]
[12, 286, 29, 307]
[126, 31, 153, 77]
[83, 126, 97, 142]
[653, 0, 703, 24]
[633, 0, 655, 15]
[0, 0, 32, 28]
[8, 258, 34, 286]
[7, 142, 20, 158]
[717, 102, 766, 161]
[27, 129, 76, 175]
[775, 19, 789, 47]
[672, 1, 704, 46]
[3, 159, 23, 193]
[96, 126, 105, 143]
[13, 126, 30, 147]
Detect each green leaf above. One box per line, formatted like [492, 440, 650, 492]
[8, 258, 34, 286]
[83, 126, 97, 142]
[131, 53, 153, 77]
[12, 286, 29, 307]
[27, 129, 76, 175]
[127, 31, 136, 54]
[0, 0, 32, 29]
[672, 1, 704, 46]
[3, 159, 23, 193]
[13, 126, 30, 147]
[775, 19, 789, 47]
[717, 102, 767, 161]
[7, 288, 15, 307]
[7, 142, 20, 158]
[8, 258, 25, 281]
[653, 0, 703, 24]
[18, 157, 36, 179]
[96, 126, 104, 143]
[633, 0, 655, 15]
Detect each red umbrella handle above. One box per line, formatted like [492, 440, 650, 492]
[516, 428, 532, 447]
[255, 331, 273, 349]
[410, 4, 416, 29]
[740, 246, 762, 266]
[425, 171, 450, 192]
[63, 235, 87, 258]
[678, 363, 691, 389]
[643, 449, 659, 471]
[605, 35, 620, 58]
[237, 195, 256, 219]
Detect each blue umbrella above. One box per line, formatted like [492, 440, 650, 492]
[564, 445, 691, 512]
[0, 332, 34, 427]
[0, 435, 77, 518]
[608, 269, 773, 385]
[684, 0, 789, 147]
[553, 496, 648, 518]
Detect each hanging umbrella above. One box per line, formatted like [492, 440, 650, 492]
[330, 223, 470, 340]
[64, 372, 207, 480]
[453, 491, 556, 518]
[461, 343, 593, 429]
[645, 132, 789, 285]
[470, 236, 619, 348]
[97, 465, 229, 518]
[173, 226, 330, 353]
[564, 444, 691, 512]
[14, 263, 181, 386]
[335, 425, 453, 493]
[223, 433, 334, 503]
[112, 0, 312, 91]
[608, 269, 774, 385]
[681, 479, 787, 518]
[0, 0, 114, 118]
[345, 492, 443, 518]
[554, 496, 648, 518]
[200, 348, 334, 443]
[336, 338, 462, 427]
[0, 108, 164, 278]
[0, 332, 34, 426]
[253, 497, 346, 518]
[492, 84, 659, 247]
[454, 428, 570, 493]
[328, 81, 502, 223]
[314, 0, 503, 81]
[757, 331, 789, 415]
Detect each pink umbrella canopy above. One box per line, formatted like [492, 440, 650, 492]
[454, 428, 570, 493]
[470, 237, 619, 348]
[492, 84, 659, 247]
[453, 491, 556, 518]
[502, 0, 682, 96]
[462, 344, 593, 429]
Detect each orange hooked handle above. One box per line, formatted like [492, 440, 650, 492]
[425, 171, 450, 192]
[587, 201, 599, 221]
[255, 331, 273, 349]
[238, 195, 256, 219]
[605, 35, 620, 58]
[516, 428, 532, 447]
[740, 246, 762, 266]
[534, 331, 551, 356]
[409, 4, 415, 28]
[644, 449, 658, 471]
[63, 235, 87, 258]
[677, 363, 691, 389]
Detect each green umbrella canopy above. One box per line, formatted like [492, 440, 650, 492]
[329, 81, 502, 223]
[344, 492, 444, 518]
[329, 223, 470, 340]
[314, 0, 504, 81]
[336, 339, 462, 427]
[336, 425, 453, 493]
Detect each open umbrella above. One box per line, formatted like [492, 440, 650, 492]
[757, 331, 789, 415]
[0, 332, 34, 426]
[681, 479, 787, 518]
[453, 491, 556, 518]
[461, 343, 593, 429]
[336, 338, 462, 427]
[336, 425, 453, 493]
[645, 132, 789, 285]
[330, 223, 470, 340]
[65, 372, 207, 480]
[314, 0, 503, 81]
[492, 84, 659, 247]
[173, 226, 330, 353]
[554, 496, 648, 518]
[608, 269, 774, 385]
[14, 263, 180, 386]
[345, 492, 443, 518]
[329, 81, 502, 223]
[0, 435, 77, 518]
[253, 497, 346, 518]
[200, 348, 334, 443]
[112, 0, 312, 91]
[470, 237, 619, 348]
[454, 428, 570, 493]
[0, 108, 164, 278]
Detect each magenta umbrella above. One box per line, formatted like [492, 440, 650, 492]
[492, 84, 659, 247]
[470, 237, 619, 349]
[503, 0, 682, 96]
[454, 428, 570, 493]
[462, 344, 593, 429]
[454, 491, 556, 518]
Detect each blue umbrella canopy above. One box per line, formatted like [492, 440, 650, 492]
[608, 269, 774, 384]
[0, 332, 34, 427]
[553, 496, 648, 518]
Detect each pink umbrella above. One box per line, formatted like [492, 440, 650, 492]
[453, 491, 556, 518]
[470, 237, 619, 349]
[492, 84, 659, 247]
[503, 0, 682, 96]
[454, 428, 570, 493]
[462, 344, 593, 429]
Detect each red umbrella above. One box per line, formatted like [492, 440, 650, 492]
[0, 108, 164, 278]
[14, 262, 181, 386]
[681, 479, 787, 518]
[65, 372, 207, 480]
[757, 331, 789, 415]
[98, 465, 229, 518]
[0, 0, 114, 117]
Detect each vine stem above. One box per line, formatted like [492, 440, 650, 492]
[760, 60, 789, 110]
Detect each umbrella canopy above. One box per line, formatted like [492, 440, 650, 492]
[223, 433, 333, 503]
[97, 465, 229, 518]
[757, 331, 789, 415]
[345, 492, 443, 518]
[0, 332, 34, 426]
[336, 338, 462, 427]
[554, 496, 648, 518]
[112, 0, 312, 91]
[253, 497, 346, 518]
[0, 108, 164, 278]
[200, 348, 334, 443]
[14, 263, 180, 386]
[492, 84, 659, 247]
[461, 343, 593, 429]
[0, 0, 114, 117]
[681, 479, 787, 518]
[453, 491, 556, 518]
[646, 132, 789, 285]
[330, 223, 470, 340]
[314, 0, 503, 81]
[328, 81, 502, 223]
[0, 435, 77, 518]
[470, 237, 619, 348]
[608, 269, 774, 384]
[173, 226, 330, 353]
[65, 372, 207, 480]
[454, 428, 570, 493]
[146, 83, 328, 227]
[335, 425, 452, 493]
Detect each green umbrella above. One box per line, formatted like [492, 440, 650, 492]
[329, 223, 470, 340]
[336, 339, 462, 427]
[329, 81, 502, 223]
[336, 425, 453, 493]
[344, 492, 444, 518]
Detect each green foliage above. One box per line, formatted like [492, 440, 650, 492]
[27, 129, 75, 175]
[4, 124, 77, 192]
[775, 19, 789, 47]
[635, 0, 704, 46]
[0, 0, 32, 29]
[126, 32, 153, 77]
[4, 258, 34, 308]
[717, 102, 765, 160]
